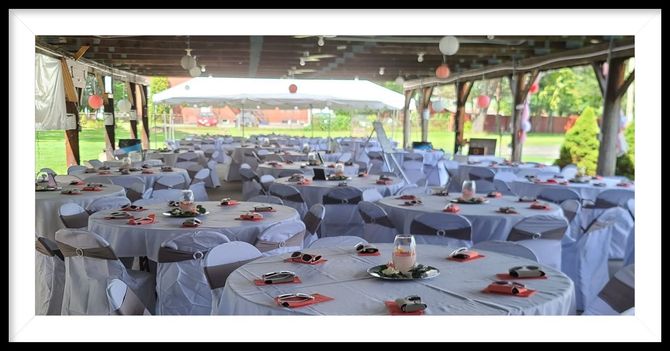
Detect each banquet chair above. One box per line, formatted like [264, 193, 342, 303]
[106, 279, 152, 315]
[110, 176, 146, 202]
[85, 196, 131, 214]
[263, 154, 285, 163]
[401, 153, 425, 185]
[494, 179, 516, 196]
[259, 174, 276, 193]
[87, 159, 103, 168]
[321, 186, 364, 238]
[205, 242, 263, 315]
[302, 204, 325, 247]
[55, 229, 155, 315]
[205, 160, 222, 188]
[156, 231, 231, 315]
[424, 159, 449, 187]
[268, 183, 308, 218]
[308, 236, 367, 249]
[35, 236, 65, 315]
[471, 240, 538, 261]
[337, 152, 352, 163]
[623, 223, 635, 266]
[67, 165, 88, 175]
[537, 188, 581, 204]
[59, 203, 90, 229]
[239, 167, 264, 200]
[506, 215, 569, 270]
[361, 188, 383, 202]
[583, 264, 635, 315]
[176, 152, 199, 163]
[185, 163, 205, 181]
[189, 181, 209, 202]
[560, 199, 583, 243]
[468, 167, 496, 193]
[248, 195, 284, 205]
[358, 201, 397, 243]
[367, 151, 386, 175]
[560, 164, 578, 179]
[409, 213, 472, 248]
[153, 174, 188, 190]
[583, 195, 635, 260]
[255, 221, 306, 257]
[562, 215, 613, 311]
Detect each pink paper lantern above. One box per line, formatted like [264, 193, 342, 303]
[88, 95, 103, 109]
[288, 84, 298, 94]
[529, 83, 539, 94]
[477, 95, 491, 108]
[435, 64, 450, 79]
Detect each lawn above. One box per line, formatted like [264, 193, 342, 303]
[36, 121, 565, 175]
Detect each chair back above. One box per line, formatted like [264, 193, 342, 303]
[59, 203, 90, 228]
[358, 201, 397, 243]
[410, 213, 473, 247]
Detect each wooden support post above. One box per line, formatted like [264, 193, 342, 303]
[420, 86, 434, 142]
[509, 70, 538, 162]
[128, 82, 138, 139]
[140, 84, 150, 149]
[453, 81, 473, 155]
[596, 57, 627, 176]
[60, 58, 80, 166]
[402, 89, 413, 149]
[591, 62, 607, 96]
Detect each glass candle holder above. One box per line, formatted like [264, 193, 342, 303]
[392, 234, 416, 274]
[461, 180, 476, 200]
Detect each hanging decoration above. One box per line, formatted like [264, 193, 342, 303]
[88, 95, 103, 109]
[438, 36, 460, 56]
[477, 95, 491, 109]
[616, 112, 629, 156]
[529, 83, 540, 94]
[518, 99, 532, 144]
[432, 99, 446, 113]
[435, 64, 450, 79]
[288, 84, 298, 94]
[117, 99, 132, 113]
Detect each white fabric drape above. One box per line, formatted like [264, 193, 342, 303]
[35, 53, 67, 130]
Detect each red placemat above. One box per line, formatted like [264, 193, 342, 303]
[496, 273, 548, 280]
[482, 287, 536, 297]
[254, 276, 302, 286]
[384, 301, 424, 315]
[275, 293, 333, 308]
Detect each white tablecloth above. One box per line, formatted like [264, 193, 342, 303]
[457, 163, 561, 186]
[35, 183, 126, 240]
[256, 162, 359, 178]
[88, 201, 301, 261]
[218, 244, 576, 315]
[77, 168, 191, 190]
[146, 150, 207, 167]
[275, 175, 405, 208]
[510, 178, 635, 202]
[377, 193, 563, 243]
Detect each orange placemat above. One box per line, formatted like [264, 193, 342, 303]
[496, 273, 548, 280]
[384, 301, 424, 315]
[482, 287, 536, 297]
[447, 253, 485, 262]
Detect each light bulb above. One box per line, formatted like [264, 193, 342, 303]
[395, 76, 405, 85]
[299, 58, 305, 66]
[379, 67, 385, 75]
[317, 36, 325, 46]
[201, 65, 206, 72]
[417, 53, 424, 63]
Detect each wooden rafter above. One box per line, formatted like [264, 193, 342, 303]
[591, 61, 607, 96]
[73, 45, 90, 60]
[615, 69, 635, 100]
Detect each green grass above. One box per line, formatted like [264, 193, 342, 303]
[36, 121, 566, 175]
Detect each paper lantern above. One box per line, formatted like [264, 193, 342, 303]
[529, 83, 539, 94]
[439, 36, 460, 56]
[435, 64, 450, 79]
[88, 95, 103, 109]
[117, 99, 132, 113]
[432, 99, 445, 112]
[189, 66, 201, 77]
[289, 84, 298, 94]
[477, 95, 491, 108]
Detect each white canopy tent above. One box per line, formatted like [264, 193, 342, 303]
[152, 77, 404, 110]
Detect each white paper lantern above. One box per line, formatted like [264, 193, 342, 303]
[432, 99, 445, 112]
[117, 99, 132, 113]
[189, 66, 202, 77]
[180, 53, 196, 70]
[439, 36, 460, 56]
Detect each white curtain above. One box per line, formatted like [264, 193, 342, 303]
[35, 53, 67, 130]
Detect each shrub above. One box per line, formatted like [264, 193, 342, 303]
[555, 107, 600, 175]
[615, 121, 635, 180]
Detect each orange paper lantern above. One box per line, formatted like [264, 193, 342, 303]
[288, 84, 298, 94]
[435, 64, 450, 79]
[529, 83, 539, 94]
[477, 95, 491, 108]
[88, 95, 103, 109]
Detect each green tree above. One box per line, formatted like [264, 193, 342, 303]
[615, 121, 635, 180]
[555, 107, 600, 175]
[532, 66, 602, 116]
[149, 77, 170, 117]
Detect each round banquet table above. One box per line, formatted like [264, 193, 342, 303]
[456, 163, 561, 186]
[256, 162, 359, 178]
[35, 183, 126, 240]
[76, 167, 191, 189]
[510, 178, 635, 202]
[274, 175, 404, 208]
[88, 201, 301, 262]
[218, 244, 576, 315]
[377, 193, 564, 243]
[145, 150, 206, 167]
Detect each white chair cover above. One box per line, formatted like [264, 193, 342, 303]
[409, 213, 473, 248]
[507, 215, 568, 271]
[35, 236, 65, 315]
[320, 187, 364, 238]
[248, 195, 284, 205]
[537, 188, 581, 204]
[255, 221, 306, 256]
[110, 176, 146, 202]
[176, 152, 199, 163]
[67, 165, 88, 175]
[560, 164, 578, 179]
[59, 203, 90, 229]
[189, 182, 209, 201]
[153, 174, 187, 190]
[268, 183, 308, 218]
[562, 218, 613, 311]
[240, 167, 263, 200]
[205, 242, 262, 315]
[87, 160, 103, 168]
[303, 204, 325, 247]
[560, 199, 582, 243]
[156, 231, 231, 315]
[494, 179, 516, 196]
[85, 196, 131, 214]
[623, 224, 635, 266]
[585, 206, 634, 260]
[583, 264, 635, 315]
[361, 188, 383, 202]
[55, 229, 155, 315]
[308, 236, 367, 249]
[192, 168, 211, 185]
[358, 201, 397, 243]
[205, 160, 222, 188]
[106, 279, 152, 315]
[402, 152, 424, 185]
[472, 240, 538, 261]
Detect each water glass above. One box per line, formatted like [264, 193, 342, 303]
[392, 234, 416, 274]
[462, 180, 476, 199]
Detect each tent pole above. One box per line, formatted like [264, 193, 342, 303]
[310, 104, 314, 138]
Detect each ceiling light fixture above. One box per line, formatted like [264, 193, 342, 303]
[379, 67, 385, 75]
[201, 65, 206, 73]
[317, 36, 325, 47]
[417, 52, 424, 63]
[299, 57, 306, 66]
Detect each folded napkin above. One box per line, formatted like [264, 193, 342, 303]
[384, 301, 425, 315]
[141, 169, 155, 174]
[487, 191, 502, 198]
[358, 172, 368, 177]
[105, 211, 133, 219]
[616, 182, 632, 188]
[274, 293, 333, 308]
[161, 167, 173, 172]
[69, 180, 85, 185]
[447, 249, 484, 262]
[128, 214, 156, 225]
[254, 206, 276, 212]
[376, 179, 393, 185]
[529, 201, 550, 210]
[97, 170, 112, 175]
[285, 257, 328, 265]
[60, 189, 81, 195]
[397, 195, 417, 200]
[297, 179, 312, 185]
[483, 281, 536, 297]
[496, 273, 547, 280]
[120, 205, 145, 212]
[518, 196, 537, 203]
[181, 218, 202, 228]
[386, 296, 428, 314]
[285, 160, 294, 164]
[497, 207, 518, 214]
[443, 204, 460, 213]
[254, 276, 302, 286]
[219, 199, 239, 206]
[237, 213, 264, 221]
[82, 186, 102, 191]
[545, 178, 558, 184]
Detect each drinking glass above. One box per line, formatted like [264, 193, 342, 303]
[462, 180, 476, 200]
[180, 189, 195, 211]
[392, 234, 416, 274]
